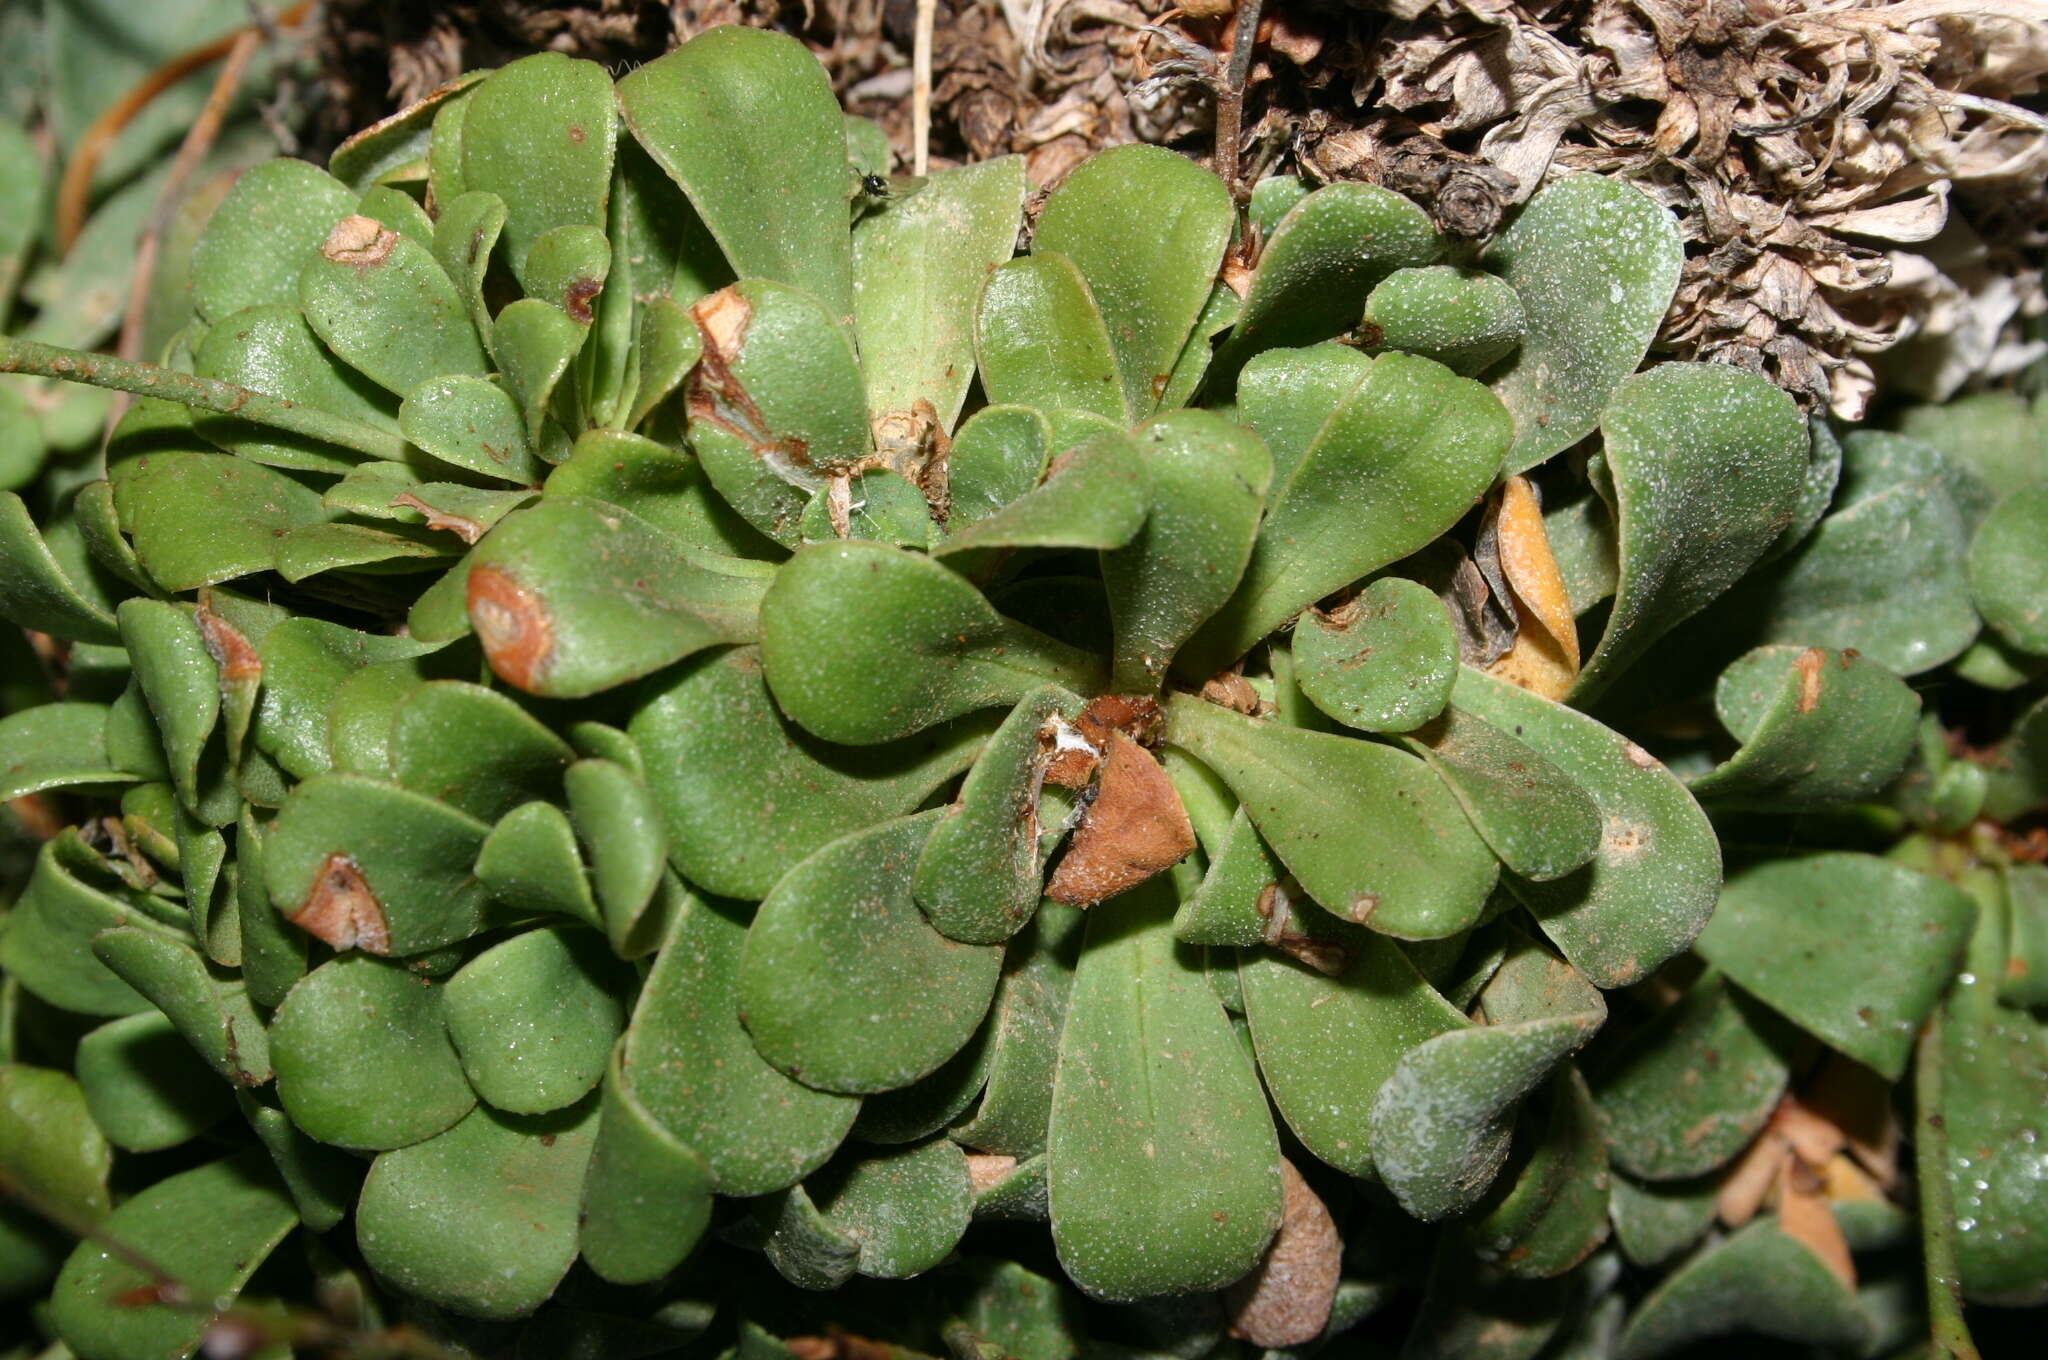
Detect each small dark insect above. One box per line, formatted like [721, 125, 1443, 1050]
[861, 172, 890, 198]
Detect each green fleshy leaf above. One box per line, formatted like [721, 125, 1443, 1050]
[565, 759, 669, 955]
[1451, 668, 1721, 989]
[1293, 576, 1458, 734]
[849, 1020, 993, 1145]
[1397, 704, 1602, 883]
[50, 1150, 296, 1360]
[914, 687, 1078, 944]
[1362, 265, 1526, 376]
[0, 1065, 111, 1226]
[1984, 693, 2048, 823]
[1103, 411, 1272, 692]
[457, 54, 616, 291]
[191, 160, 358, 324]
[74, 1009, 232, 1152]
[1970, 482, 2048, 653]
[579, 1044, 713, 1285]
[299, 217, 489, 397]
[357, 1098, 597, 1321]
[1173, 807, 1284, 947]
[399, 375, 540, 484]
[1898, 390, 2048, 504]
[1591, 970, 1794, 1181]
[633, 645, 989, 901]
[1213, 182, 1439, 389]
[475, 800, 602, 928]
[545, 427, 771, 558]
[809, 1138, 973, 1279]
[949, 903, 1082, 1158]
[264, 773, 490, 956]
[975, 254, 1127, 424]
[1456, 1069, 1611, 1278]
[524, 223, 611, 327]
[466, 495, 766, 699]
[269, 954, 475, 1150]
[1700, 852, 1973, 1079]
[434, 189, 508, 344]
[1572, 364, 1808, 702]
[114, 450, 334, 591]
[1031, 145, 1233, 420]
[0, 834, 184, 1016]
[2002, 863, 2048, 1009]
[91, 927, 269, 1085]
[1614, 1219, 1872, 1359]
[1163, 695, 1500, 940]
[389, 680, 573, 821]
[1483, 176, 1683, 474]
[932, 432, 1147, 558]
[854, 157, 1026, 427]
[1240, 916, 1465, 1177]
[356, 182, 436, 243]
[1047, 875, 1282, 1301]
[1689, 644, 1920, 808]
[443, 926, 629, 1114]
[238, 1091, 361, 1234]
[739, 813, 1003, 1094]
[1369, 931, 1604, 1220]
[795, 466, 933, 549]
[0, 702, 131, 802]
[1609, 1173, 1718, 1268]
[685, 279, 871, 547]
[759, 540, 1104, 745]
[754, 1182, 859, 1290]
[620, 891, 858, 1196]
[249, 619, 443, 780]
[331, 74, 482, 191]
[493, 297, 586, 444]
[1189, 350, 1510, 670]
[0, 492, 122, 643]
[617, 27, 854, 321]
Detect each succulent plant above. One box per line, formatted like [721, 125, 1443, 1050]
[3, 22, 2047, 1360]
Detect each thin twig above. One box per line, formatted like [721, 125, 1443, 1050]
[54, 0, 311, 253]
[1214, 0, 1265, 204]
[0, 334, 407, 461]
[912, 0, 937, 177]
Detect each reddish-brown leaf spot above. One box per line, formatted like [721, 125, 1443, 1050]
[289, 852, 392, 955]
[195, 599, 262, 685]
[468, 564, 554, 693]
[1794, 646, 1826, 713]
[1045, 731, 1195, 905]
[321, 214, 398, 268]
[1226, 1158, 1341, 1347]
[564, 276, 602, 324]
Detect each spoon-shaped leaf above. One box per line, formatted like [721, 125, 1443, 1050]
[0, 702, 131, 805]
[432, 189, 507, 343]
[465, 495, 767, 698]
[850, 1022, 994, 1145]
[915, 686, 1078, 943]
[1483, 175, 1683, 474]
[389, 680, 574, 822]
[357, 1098, 596, 1321]
[1293, 577, 1458, 733]
[442, 926, 630, 1113]
[1591, 970, 1795, 1181]
[460, 51, 616, 277]
[633, 645, 990, 899]
[760, 540, 1104, 745]
[1362, 265, 1526, 376]
[1103, 411, 1272, 692]
[524, 223, 611, 326]
[1173, 806, 1285, 946]
[91, 927, 270, 1086]
[1032, 144, 1233, 421]
[545, 428, 771, 559]
[1240, 916, 1467, 1177]
[807, 1138, 974, 1279]
[580, 1045, 713, 1285]
[74, 1010, 232, 1152]
[739, 812, 1003, 1093]
[191, 159, 358, 323]
[0, 493, 121, 644]
[475, 801, 601, 928]
[685, 279, 870, 546]
[0, 1066, 110, 1228]
[753, 1182, 860, 1290]
[1396, 705, 1602, 882]
[1452, 668, 1720, 988]
[854, 156, 1026, 427]
[1211, 182, 1439, 391]
[492, 297, 585, 444]
[299, 215, 488, 397]
[1047, 875, 1283, 1300]
[975, 254, 1128, 424]
[1613, 1219, 1873, 1359]
[1689, 645, 1919, 808]
[1369, 930, 1604, 1219]
[268, 954, 475, 1150]
[932, 431, 1148, 558]
[264, 773, 490, 956]
[50, 1150, 296, 1360]
[1970, 483, 2048, 653]
[1572, 364, 1807, 702]
[398, 375, 539, 484]
[1188, 351, 1510, 670]
[617, 26, 854, 322]
[1164, 693, 1499, 939]
[193, 305, 399, 472]
[1610, 1174, 1718, 1268]
[950, 902, 1083, 1157]
[1454, 1069, 1611, 1278]
[620, 890, 858, 1195]
[113, 450, 334, 591]
[1697, 852, 1974, 1080]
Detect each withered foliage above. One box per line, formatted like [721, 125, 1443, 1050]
[317, 0, 2048, 413]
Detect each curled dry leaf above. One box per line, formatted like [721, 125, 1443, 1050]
[1225, 1158, 1342, 1348]
[1484, 474, 1580, 700]
[1775, 1157, 1858, 1290]
[1045, 730, 1195, 905]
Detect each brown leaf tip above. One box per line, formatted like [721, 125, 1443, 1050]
[289, 853, 392, 955]
[194, 600, 261, 684]
[1045, 730, 1195, 905]
[321, 214, 398, 267]
[1226, 1159, 1341, 1347]
[468, 564, 554, 693]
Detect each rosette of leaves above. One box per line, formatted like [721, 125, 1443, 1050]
[2, 22, 2043, 1360]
